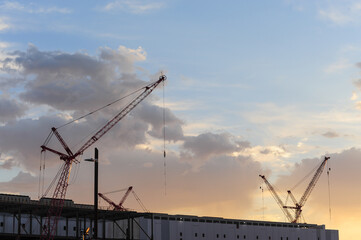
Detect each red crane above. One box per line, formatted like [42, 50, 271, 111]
[98, 186, 133, 211]
[40, 75, 166, 240]
[284, 156, 330, 223]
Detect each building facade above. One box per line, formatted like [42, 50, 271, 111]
[0, 193, 338, 240]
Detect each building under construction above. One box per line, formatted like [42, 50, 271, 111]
[0, 193, 338, 240]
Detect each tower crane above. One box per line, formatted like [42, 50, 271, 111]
[284, 156, 330, 223]
[40, 75, 166, 240]
[259, 175, 293, 222]
[98, 186, 133, 211]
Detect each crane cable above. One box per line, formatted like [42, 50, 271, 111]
[38, 151, 43, 199]
[163, 79, 167, 196]
[56, 81, 156, 130]
[290, 159, 322, 191]
[42, 162, 65, 198]
[260, 184, 264, 220]
[327, 159, 332, 222]
[38, 150, 47, 199]
[102, 187, 130, 195]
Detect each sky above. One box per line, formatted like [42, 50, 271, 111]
[1, 0, 361, 239]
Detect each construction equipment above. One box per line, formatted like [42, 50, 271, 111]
[40, 75, 166, 240]
[98, 186, 133, 211]
[284, 156, 330, 223]
[99, 186, 149, 212]
[259, 175, 293, 222]
[260, 156, 330, 223]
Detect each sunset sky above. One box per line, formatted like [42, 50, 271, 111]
[1, 0, 361, 239]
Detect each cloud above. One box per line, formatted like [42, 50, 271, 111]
[319, 2, 361, 25]
[322, 131, 339, 138]
[0, 44, 185, 174]
[0, 95, 28, 123]
[319, 8, 352, 25]
[0, 44, 267, 224]
[356, 101, 361, 110]
[242, 102, 361, 153]
[351, 92, 358, 101]
[133, 102, 184, 142]
[0, 171, 37, 195]
[180, 132, 251, 169]
[0, 42, 10, 49]
[353, 79, 361, 90]
[0, 157, 17, 170]
[0, 18, 10, 31]
[102, 0, 164, 14]
[0, 115, 68, 172]
[1, 44, 148, 112]
[272, 148, 361, 239]
[0, 1, 72, 14]
[324, 58, 351, 74]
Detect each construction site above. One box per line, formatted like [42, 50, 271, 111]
[0, 75, 339, 240]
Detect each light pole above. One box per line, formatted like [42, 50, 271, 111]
[85, 148, 98, 240]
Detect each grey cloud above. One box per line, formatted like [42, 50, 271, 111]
[134, 102, 184, 142]
[0, 95, 27, 122]
[0, 115, 66, 171]
[2, 44, 148, 112]
[353, 78, 361, 90]
[0, 111, 162, 172]
[180, 132, 244, 164]
[275, 148, 361, 223]
[322, 131, 339, 138]
[0, 171, 37, 195]
[0, 44, 185, 174]
[260, 149, 271, 155]
[0, 158, 17, 170]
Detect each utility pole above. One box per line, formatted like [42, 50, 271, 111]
[85, 148, 99, 239]
[94, 148, 98, 240]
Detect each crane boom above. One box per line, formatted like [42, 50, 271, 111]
[51, 127, 74, 157]
[118, 186, 133, 207]
[298, 156, 329, 207]
[98, 193, 120, 210]
[292, 156, 330, 223]
[40, 75, 166, 240]
[287, 190, 298, 206]
[259, 175, 293, 222]
[74, 75, 166, 158]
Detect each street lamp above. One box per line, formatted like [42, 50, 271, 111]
[85, 148, 98, 240]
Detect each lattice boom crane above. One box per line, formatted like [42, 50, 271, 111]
[98, 186, 133, 211]
[285, 156, 330, 223]
[259, 175, 293, 222]
[40, 75, 166, 240]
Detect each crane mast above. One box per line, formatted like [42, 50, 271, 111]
[40, 75, 166, 240]
[259, 175, 293, 222]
